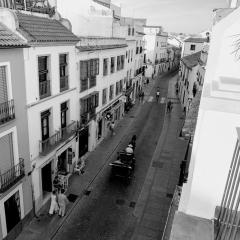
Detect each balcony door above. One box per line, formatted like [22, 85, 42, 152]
[0, 66, 8, 104]
[41, 110, 50, 141]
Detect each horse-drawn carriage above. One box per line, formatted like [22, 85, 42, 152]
[109, 135, 136, 181]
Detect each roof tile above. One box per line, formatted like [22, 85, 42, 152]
[16, 12, 79, 44]
[0, 22, 28, 48]
[182, 51, 201, 69]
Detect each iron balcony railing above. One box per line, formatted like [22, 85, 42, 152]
[39, 121, 77, 156]
[0, 0, 55, 15]
[0, 99, 15, 125]
[0, 158, 25, 193]
[60, 76, 69, 92]
[39, 80, 51, 99]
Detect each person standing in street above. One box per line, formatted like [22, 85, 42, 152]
[141, 91, 145, 102]
[109, 121, 115, 136]
[58, 189, 69, 217]
[48, 190, 59, 216]
[156, 88, 160, 102]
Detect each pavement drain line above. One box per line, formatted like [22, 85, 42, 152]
[50, 102, 145, 239]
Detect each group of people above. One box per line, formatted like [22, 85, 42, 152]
[49, 177, 69, 217]
[125, 135, 137, 154]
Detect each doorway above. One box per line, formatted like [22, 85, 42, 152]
[4, 191, 21, 234]
[41, 162, 52, 196]
[98, 119, 102, 140]
[78, 127, 89, 158]
[58, 150, 67, 173]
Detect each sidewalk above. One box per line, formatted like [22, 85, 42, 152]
[16, 77, 156, 240]
[131, 74, 189, 240]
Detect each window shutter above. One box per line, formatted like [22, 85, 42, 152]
[0, 66, 8, 103]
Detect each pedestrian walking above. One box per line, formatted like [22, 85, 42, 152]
[156, 88, 160, 102]
[167, 100, 172, 113]
[109, 121, 115, 136]
[48, 190, 59, 216]
[58, 189, 69, 217]
[147, 78, 149, 84]
[141, 91, 145, 102]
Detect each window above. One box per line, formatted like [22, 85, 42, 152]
[103, 58, 108, 76]
[131, 50, 133, 62]
[117, 56, 121, 71]
[38, 56, 51, 99]
[119, 80, 123, 93]
[61, 102, 68, 129]
[132, 27, 134, 35]
[102, 88, 107, 105]
[120, 55, 125, 70]
[157, 42, 158, 47]
[59, 54, 69, 92]
[0, 66, 8, 103]
[109, 85, 114, 100]
[80, 59, 99, 92]
[41, 110, 50, 141]
[115, 82, 120, 96]
[190, 44, 196, 51]
[111, 57, 115, 73]
[81, 93, 99, 114]
[128, 26, 131, 36]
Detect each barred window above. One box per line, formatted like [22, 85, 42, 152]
[109, 84, 114, 100]
[103, 58, 108, 76]
[111, 57, 115, 73]
[102, 88, 107, 105]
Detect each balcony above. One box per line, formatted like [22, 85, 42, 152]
[39, 121, 77, 156]
[0, 158, 25, 193]
[81, 108, 96, 125]
[39, 80, 51, 99]
[60, 76, 69, 92]
[0, 0, 56, 15]
[0, 99, 15, 126]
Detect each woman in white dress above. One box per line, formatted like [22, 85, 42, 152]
[49, 190, 59, 215]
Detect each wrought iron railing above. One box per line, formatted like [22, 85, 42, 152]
[39, 80, 51, 99]
[39, 121, 77, 155]
[61, 121, 77, 141]
[0, 0, 55, 15]
[0, 99, 15, 125]
[60, 76, 69, 92]
[0, 158, 25, 193]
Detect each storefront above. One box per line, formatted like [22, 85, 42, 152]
[99, 98, 124, 139]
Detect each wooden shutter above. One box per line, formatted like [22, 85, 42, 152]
[0, 133, 14, 173]
[0, 66, 8, 104]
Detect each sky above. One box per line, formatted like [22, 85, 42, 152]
[116, 0, 228, 34]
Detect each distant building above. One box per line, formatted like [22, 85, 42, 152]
[181, 37, 208, 57]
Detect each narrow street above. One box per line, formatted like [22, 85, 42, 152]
[51, 71, 177, 240]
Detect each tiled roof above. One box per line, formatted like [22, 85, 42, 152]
[0, 23, 28, 48]
[15, 12, 79, 45]
[76, 44, 128, 52]
[182, 51, 201, 69]
[182, 90, 202, 139]
[184, 37, 207, 43]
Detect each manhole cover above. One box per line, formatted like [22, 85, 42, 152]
[152, 161, 164, 168]
[129, 201, 136, 208]
[116, 199, 125, 205]
[166, 193, 173, 199]
[83, 190, 91, 196]
[68, 194, 79, 202]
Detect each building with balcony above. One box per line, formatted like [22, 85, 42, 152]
[76, 37, 127, 153]
[0, 21, 32, 240]
[181, 37, 208, 58]
[143, 26, 170, 78]
[120, 17, 146, 104]
[0, 8, 80, 214]
[168, 3, 240, 240]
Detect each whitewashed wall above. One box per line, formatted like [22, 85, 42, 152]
[23, 46, 78, 161]
[182, 42, 204, 57]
